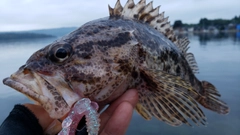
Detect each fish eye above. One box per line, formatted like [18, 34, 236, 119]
[48, 44, 72, 63]
[55, 48, 68, 59]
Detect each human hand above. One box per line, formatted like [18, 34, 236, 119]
[24, 89, 139, 135]
[99, 89, 139, 135]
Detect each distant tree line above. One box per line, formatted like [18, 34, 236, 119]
[173, 15, 240, 31]
[0, 32, 55, 40]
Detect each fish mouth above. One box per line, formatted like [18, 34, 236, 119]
[3, 68, 81, 119]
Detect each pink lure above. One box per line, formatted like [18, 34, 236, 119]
[58, 98, 100, 135]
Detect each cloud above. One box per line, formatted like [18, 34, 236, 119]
[0, 0, 239, 32]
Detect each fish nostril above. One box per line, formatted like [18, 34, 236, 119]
[19, 65, 32, 75]
[23, 68, 30, 74]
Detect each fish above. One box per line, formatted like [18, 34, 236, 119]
[3, 0, 229, 134]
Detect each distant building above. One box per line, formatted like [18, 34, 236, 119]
[237, 24, 240, 39]
[208, 26, 219, 33]
[237, 24, 240, 31]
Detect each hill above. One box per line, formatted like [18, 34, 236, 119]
[28, 27, 78, 37]
[0, 27, 78, 41]
[0, 32, 55, 41]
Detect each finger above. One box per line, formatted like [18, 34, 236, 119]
[100, 102, 134, 135]
[99, 89, 138, 132]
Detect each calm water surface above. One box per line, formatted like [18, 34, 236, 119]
[0, 33, 239, 135]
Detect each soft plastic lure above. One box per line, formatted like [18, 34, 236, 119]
[58, 98, 100, 135]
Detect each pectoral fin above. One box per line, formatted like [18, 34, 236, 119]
[135, 103, 151, 120]
[135, 67, 206, 126]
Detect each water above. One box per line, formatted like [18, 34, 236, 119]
[0, 33, 239, 135]
[127, 33, 240, 135]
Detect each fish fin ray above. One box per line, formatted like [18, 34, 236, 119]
[109, 0, 176, 43]
[177, 38, 199, 73]
[138, 88, 183, 126]
[197, 81, 229, 114]
[135, 102, 152, 120]
[110, 0, 199, 74]
[152, 92, 193, 126]
[136, 67, 207, 126]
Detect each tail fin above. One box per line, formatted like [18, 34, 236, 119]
[197, 81, 229, 114]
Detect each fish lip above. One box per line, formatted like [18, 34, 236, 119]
[3, 77, 42, 104]
[3, 72, 72, 119]
[3, 69, 43, 98]
[3, 69, 81, 119]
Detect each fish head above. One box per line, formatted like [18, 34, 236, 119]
[3, 42, 82, 118]
[3, 21, 136, 118]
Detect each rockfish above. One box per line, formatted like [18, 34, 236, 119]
[3, 0, 229, 134]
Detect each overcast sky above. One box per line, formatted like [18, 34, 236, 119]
[0, 0, 239, 32]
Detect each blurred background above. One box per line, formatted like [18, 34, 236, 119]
[0, 0, 240, 135]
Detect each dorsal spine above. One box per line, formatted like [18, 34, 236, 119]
[109, 0, 199, 73]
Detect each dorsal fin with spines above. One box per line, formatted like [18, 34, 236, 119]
[108, 0, 199, 73]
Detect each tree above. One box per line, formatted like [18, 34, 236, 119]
[173, 20, 183, 29]
[199, 18, 210, 28]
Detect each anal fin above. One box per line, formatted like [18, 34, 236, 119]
[197, 81, 229, 114]
[136, 67, 207, 126]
